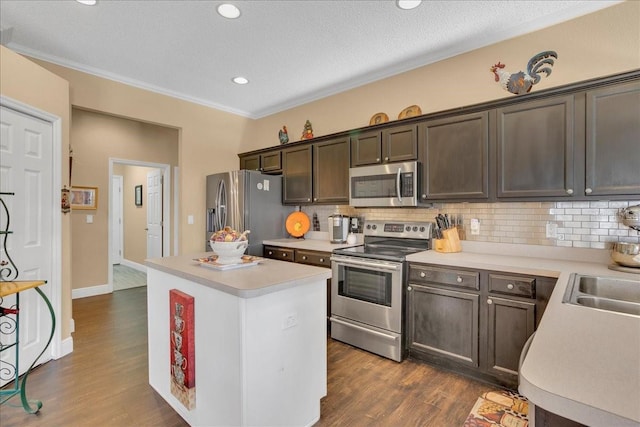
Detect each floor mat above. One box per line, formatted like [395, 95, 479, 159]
[463, 390, 529, 427]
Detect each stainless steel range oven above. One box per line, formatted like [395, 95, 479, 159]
[330, 220, 432, 362]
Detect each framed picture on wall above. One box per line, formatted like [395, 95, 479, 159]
[135, 185, 143, 206]
[70, 186, 98, 210]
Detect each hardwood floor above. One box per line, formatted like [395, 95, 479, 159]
[1, 288, 500, 427]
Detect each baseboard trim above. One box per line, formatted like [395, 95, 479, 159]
[58, 336, 74, 358]
[120, 259, 147, 273]
[72, 283, 110, 299]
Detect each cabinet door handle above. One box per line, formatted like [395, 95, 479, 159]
[507, 283, 514, 290]
[268, 251, 273, 255]
[282, 253, 287, 257]
[585, 188, 593, 194]
[376, 158, 380, 162]
[456, 276, 463, 283]
[421, 194, 427, 199]
[487, 298, 493, 305]
[307, 198, 311, 202]
[384, 157, 389, 162]
[319, 258, 324, 262]
[407, 286, 413, 291]
[302, 256, 307, 260]
[420, 272, 426, 278]
[566, 188, 574, 195]
[313, 197, 318, 202]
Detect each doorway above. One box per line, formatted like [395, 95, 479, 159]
[108, 159, 171, 292]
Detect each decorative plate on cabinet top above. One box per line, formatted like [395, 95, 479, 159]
[286, 211, 310, 238]
[398, 105, 422, 120]
[369, 112, 389, 126]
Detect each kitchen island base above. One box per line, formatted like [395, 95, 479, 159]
[147, 266, 327, 427]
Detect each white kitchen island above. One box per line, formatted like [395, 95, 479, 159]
[145, 253, 331, 427]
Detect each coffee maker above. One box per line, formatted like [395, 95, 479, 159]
[328, 214, 350, 243]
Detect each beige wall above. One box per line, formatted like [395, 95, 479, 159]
[30, 60, 252, 259]
[72, 109, 178, 288]
[243, 1, 640, 150]
[0, 46, 73, 340]
[113, 164, 159, 265]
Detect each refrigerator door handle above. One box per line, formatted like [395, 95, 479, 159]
[216, 179, 227, 231]
[206, 208, 215, 233]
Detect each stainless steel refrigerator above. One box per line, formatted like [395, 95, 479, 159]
[205, 170, 295, 255]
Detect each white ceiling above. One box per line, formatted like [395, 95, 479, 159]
[0, 0, 620, 119]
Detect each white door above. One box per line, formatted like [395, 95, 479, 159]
[0, 106, 54, 384]
[146, 169, 163, 259]
[111, 175, 123, 265]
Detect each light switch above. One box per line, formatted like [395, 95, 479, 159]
[86, 215, 93, 224]
[187, 215, 194, 225]
[263, 179, 270, 191]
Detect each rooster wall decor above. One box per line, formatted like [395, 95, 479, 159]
[490, 51, 558, 95]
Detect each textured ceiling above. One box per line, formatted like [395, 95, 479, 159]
[0, 0, 619, 118]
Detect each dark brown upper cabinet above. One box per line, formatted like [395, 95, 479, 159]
[584, 80, 640, 197]
[496, 95, 576, 199]
[313, 137, 350, 204]
[282, 144, 313, 204]
[350, 123, 418, 167]
[239, 150, 282, 174]
[418, 112, 490, 201]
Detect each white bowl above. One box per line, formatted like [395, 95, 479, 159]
[210, 240, 249, 264]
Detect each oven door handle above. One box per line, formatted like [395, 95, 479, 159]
[330, 257, 400, 271]
[330, 317, 398, 342]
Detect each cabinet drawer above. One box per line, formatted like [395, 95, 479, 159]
[295, 250, 331, 268]
[489, 274, 535, 298]
[409, 264, 479, 290]
[263, 246, 294, 262]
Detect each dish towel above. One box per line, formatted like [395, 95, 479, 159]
[463, 390, 529, 427]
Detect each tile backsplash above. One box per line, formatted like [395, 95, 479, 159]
[302, 200, 640, 249]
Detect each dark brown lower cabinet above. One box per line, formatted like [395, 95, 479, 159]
[407, 285, 479, 367]
[486, 296, 535, 381]
[407, 263, 554, 388]
[535, 406, 586, 427]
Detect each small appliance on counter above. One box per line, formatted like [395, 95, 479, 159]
[609, 204, 640, 273]
[328, 214, 350, 243]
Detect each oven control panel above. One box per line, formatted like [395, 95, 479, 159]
[365, 220, 432, 239]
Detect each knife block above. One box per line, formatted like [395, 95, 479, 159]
[434, 228, 462, 253]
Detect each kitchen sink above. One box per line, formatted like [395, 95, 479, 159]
[563, 274, 640, 316]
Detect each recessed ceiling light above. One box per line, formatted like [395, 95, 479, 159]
[232, 77, 249, 85]
[76, 0, 97, 5]
[218, 3, 241, 19]
[396, 0, 422, 10]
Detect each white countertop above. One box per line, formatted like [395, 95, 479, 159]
[406, 241, 640, 426]
[263, 231, 363, 252]
[146, 252, 331, 298]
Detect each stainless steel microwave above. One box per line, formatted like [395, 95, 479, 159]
[349, 161, 419, 207]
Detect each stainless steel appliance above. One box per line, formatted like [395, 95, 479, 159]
[330, 220, 432, 361]
[205, 170, 295, 255]
[328, 214, 350, 243]
[349, 161, 419, 207]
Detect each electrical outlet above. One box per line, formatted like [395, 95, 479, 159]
[282, 313, 298, 330]
[546, 222, 558, 238]
[470, 218, 480, 235]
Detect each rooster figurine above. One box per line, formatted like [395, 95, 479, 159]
[490, 51, 558, 95]
[278, 125, 289, 144]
